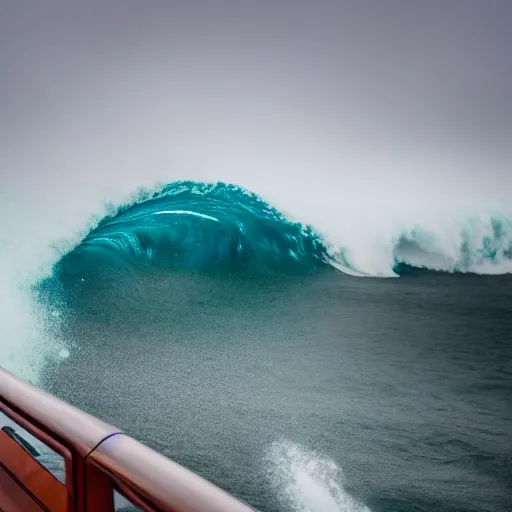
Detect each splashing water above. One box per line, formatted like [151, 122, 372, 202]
[4, 179, 512, 386]
[266, 441, 371, 512]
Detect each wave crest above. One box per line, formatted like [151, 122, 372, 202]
[52, 181, 334, 279]
[43, 181, 512, 281]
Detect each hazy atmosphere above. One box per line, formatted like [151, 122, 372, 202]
[2, 1, 511, 214]
[1, 2, 511, 512]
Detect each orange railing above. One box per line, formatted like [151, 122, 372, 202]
[0, 368, 254, 512]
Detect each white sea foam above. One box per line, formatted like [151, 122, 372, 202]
[266, 440, 371, 512]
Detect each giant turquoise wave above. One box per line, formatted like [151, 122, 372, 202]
[49, 181, 336, 282]
[36, 180, 512, 304]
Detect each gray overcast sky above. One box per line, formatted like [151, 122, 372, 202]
[1, 0, 511, 222]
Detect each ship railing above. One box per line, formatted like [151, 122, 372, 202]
[0, 367, 254, 512]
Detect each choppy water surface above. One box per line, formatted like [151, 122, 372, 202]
[4, 180, 502, 512]
[39, 261, 511, 511]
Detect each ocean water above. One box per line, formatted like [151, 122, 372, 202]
[5, 181, 512, 512]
